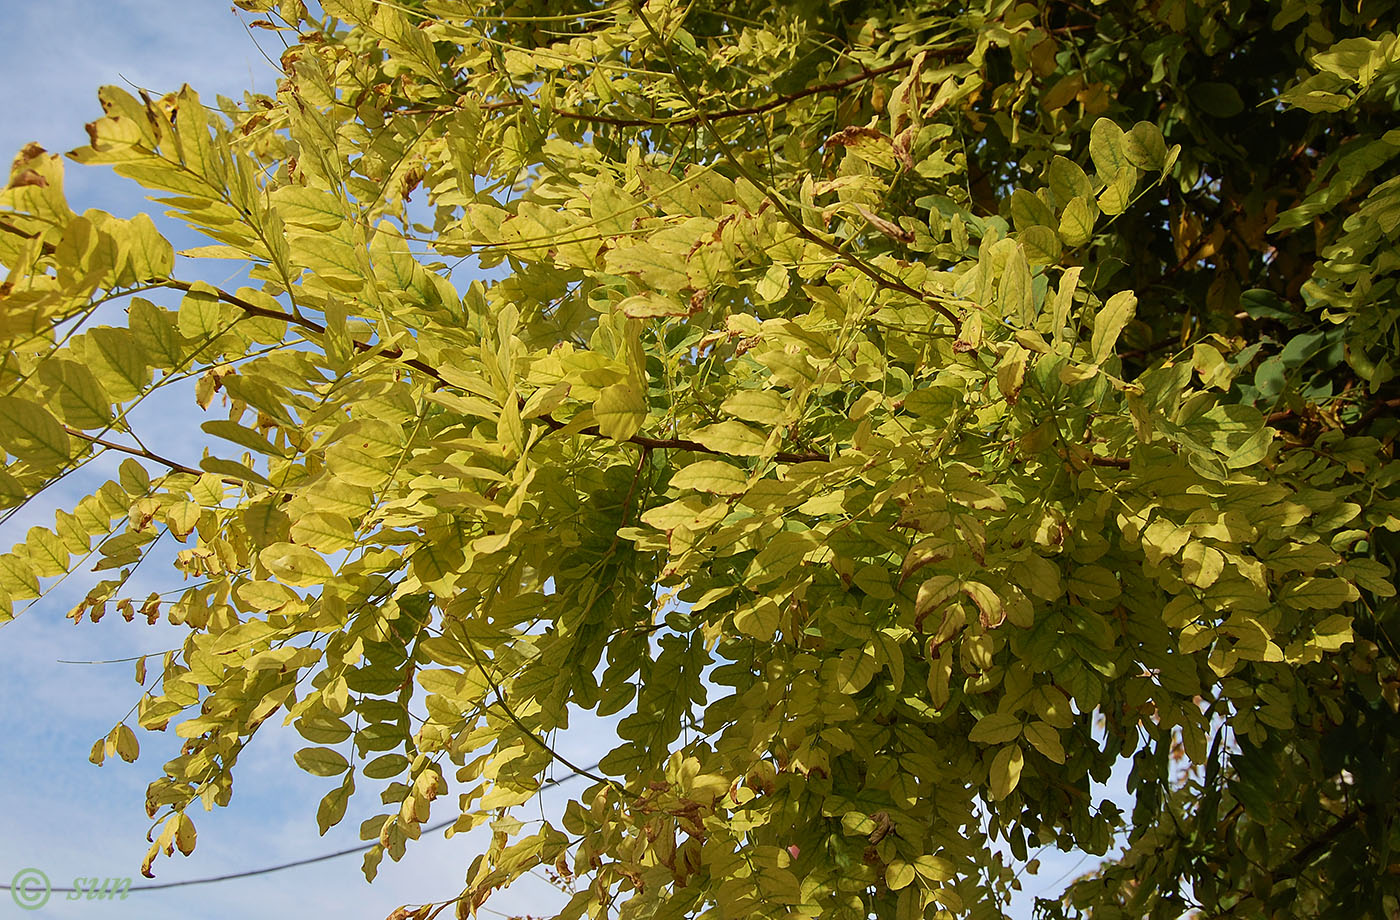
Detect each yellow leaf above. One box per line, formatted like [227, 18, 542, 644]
[690, 421, 767, 456]
[969, 712, 1023, 745]
[290, 512, 356, 553]
[720, 390, 789, 425]
[962, 581, 1004, 628]
[989, 744, 1024, 800]
[270, 185, 344, 230]
[1023, 720, 1065, 763]
[886, 861, 915, 891]
[596, 382, 647, 441]
[619, 292, 690, 318]
[915, 575, 959, 623]
[113, 724, 139, 763]
[0, 396, 71, 467]
[913, 854, 954, 882]
[1059, 195, 1097, 247]
[670, 460, 748, 495]
[260, 542, 334, 587]
[295, 746, 350, 776]
[41, 359, 113, 429]
[1091, 290, 1137, 365]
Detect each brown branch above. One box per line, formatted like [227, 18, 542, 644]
[160, 280, 832, 464]
[63, 425, 202, 477]
[440, 56, 939, 128]
[633, 13, 962, 332]
[1269, 808, 1363, 879]
[534, 413, 825, 464]
[0, 217, 57, 256]
[1346, 396, 1400, 435]
[1089, 455, 1131, 469]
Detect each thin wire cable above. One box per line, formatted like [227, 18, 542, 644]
[0, 762, 600, 894]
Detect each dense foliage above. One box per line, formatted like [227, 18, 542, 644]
[2, 0, 1399, 916]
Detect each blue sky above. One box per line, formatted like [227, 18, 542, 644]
[0, 5, 1125, 918]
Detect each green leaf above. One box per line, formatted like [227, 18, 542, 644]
[1191, 82, 1245, 118]
[260, 542, 335, 587]
[0, 397, 72, 466]
[1048, 156, 1093, 205]
[596, 382, 647, 441]
[690, 421, 767, 456]
[969, 712, 1022, 745]
[1091, 290, 1137, 364]
[1022, 721, 1065, 763]
[670, 460, 748, 495]
[1088, 118, 1128, 176]
[317, 774, 354, 834]
[1068, 565, 1121, 602]
[885, 861, 915, 891]
[296, 715, 352, 744]
[1281, 577, 1360, 609]
[363, 753, 410, 779]
[989, 744, 1024, 800]
[295, 746, 350, 777]
[1059, 196, 1096, 247]
[1122, 122, 1168, 170]
[1015, 554, 1063, 601]
[40, 360, 113, 429]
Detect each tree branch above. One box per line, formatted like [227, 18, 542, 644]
[1269, 808, 1363, 879]
[443, 56, 943, 127]
[63, 425, 202, 477]
[1346, 396, 1400, 435]
[160, 280, 831, 464]
[632, 12, 963, 332]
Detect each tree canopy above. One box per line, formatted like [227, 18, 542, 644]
[2, 0, 1399, 916]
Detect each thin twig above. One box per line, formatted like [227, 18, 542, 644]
[418, 56, 944, 126]
[632, 10, 963, 331]
[161, 279, 832, 464]
[62, 425, 202, 477]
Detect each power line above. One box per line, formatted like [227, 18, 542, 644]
[1, 762, 600, 894]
